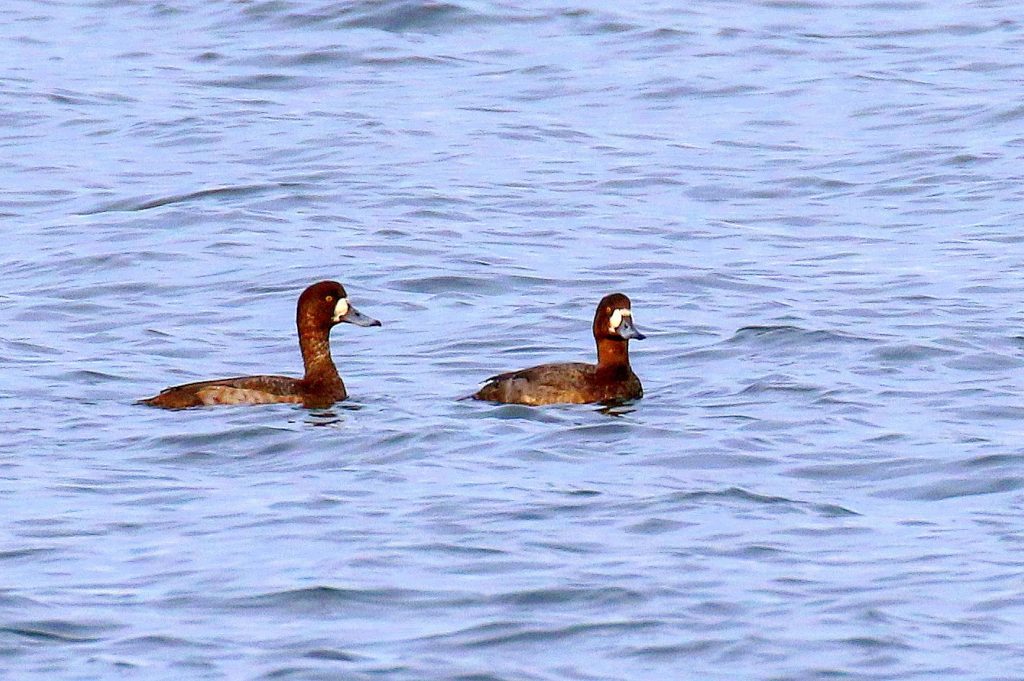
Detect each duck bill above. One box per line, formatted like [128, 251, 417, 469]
[616, 316, 645, 340]
[335, 301, 381, 327]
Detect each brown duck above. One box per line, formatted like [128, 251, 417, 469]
[140, 281, 380, 409]
[473, 293, 645, 406]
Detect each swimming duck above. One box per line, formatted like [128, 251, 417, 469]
[140, 280, 380, 409]
[473, 293, 644, 406]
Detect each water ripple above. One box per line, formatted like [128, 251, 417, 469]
[2, 0, 1023, 679]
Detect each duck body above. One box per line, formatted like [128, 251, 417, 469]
[140, 281, 379, 410]
[473, 293, 645, 406]
[140, 374, 339, 409]
[474, 361, 642, 406]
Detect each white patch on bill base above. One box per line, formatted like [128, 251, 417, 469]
[608, 308, 632, 332]
[333, 297, 350, 321]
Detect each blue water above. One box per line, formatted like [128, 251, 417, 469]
[3, 1, 1024, 679]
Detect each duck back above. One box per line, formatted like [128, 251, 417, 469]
[140, 375, 313, 408]
[475, 362, 642, 406]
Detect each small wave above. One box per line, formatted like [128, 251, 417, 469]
[467, 404, 569, 424]
[441, 619, 659, 649]
[77, 183, 288, 215]
[625, 517, 684, 535]
[202, 73, 324, 91]
[147, 425, 290, 449]
[0, 619, 118, 643]
[662, 487, 858, 517]
[243, 0, 502, 34]
[738, 376, 822, 396]
[657, 274, 783, 294]
[626, 639, 728, 659]
[492, 586, 641, 608]
[870, 343, 956, 363]
[880, 476, 1024, 501]
[0, 547, 58, 562]
[728, 325, 871, 347]
[946, 352, 1024, 372]
[962, 453, 1021, 469]
[120, 634, 206, 650]
[304, 648, 361, 662]
[228, 585, 435, 612]
[45, 89, 135, 106]
[391, 275, 504, 294]
[414, 542, 508, 557]
[953, 405, 1024, 421]
[341, 1, 473, 33]
[638, 82, 762, 100]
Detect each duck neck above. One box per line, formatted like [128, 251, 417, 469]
[299, 323, 342, 388]
[596, 337, 631, 373]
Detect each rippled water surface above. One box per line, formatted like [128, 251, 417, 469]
[3, 1, 1024, 679]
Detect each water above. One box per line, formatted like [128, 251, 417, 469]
[2, 0, 1024, 678]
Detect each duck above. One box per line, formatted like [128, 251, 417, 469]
[472, 293, 644, 406]
[140, 280, 380, 409]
